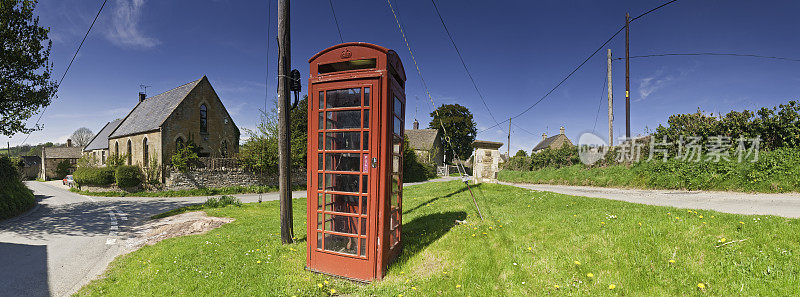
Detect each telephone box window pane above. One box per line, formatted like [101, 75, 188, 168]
[363, 109, 369, 128]
[326, 132, 360, 150]
[394, 117, 403, 136]
[360, 218, 367, 235]
[392, 156, 400, 173]
[317, 232, 323, 249]
[317, 192, 324, 210]
[325, 214, 359, 235]
[318, 153, 323, 171]
[364, 87, 370, 106]
[329, 194, 360, 214]
[326, 110, 361, 129]
[361, 175, 368, 193]
[318, 91, 324, 109]
[318, 112, 324, 129]
[325, 173, 360, 193]
[360, 238, 366, 256]
[317, 212, 324, 230]
[318, 132, 324, 149]
[394, 96, 403, 117]
[361, 196, 367, 214]
[318, 173, 323, 189]
[326, 88, 361, 108]
[362, 132, 369, 151]
[391, 190, 398, 208]
[393, 136, 401, 154]
[324, 233, 358, 255]
[326, 153, 360, 172]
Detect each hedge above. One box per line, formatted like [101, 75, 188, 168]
[73, 167, 115, 186]
[115, 165, 143, 188]
[1, 156, 36, 220]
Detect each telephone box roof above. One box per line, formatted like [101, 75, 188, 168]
[308, 42, 405, 81]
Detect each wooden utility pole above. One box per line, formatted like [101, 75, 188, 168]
[277, 0, 294, 244]
[607, 49, 614, 147]
[624, 12, 631, 139]
[507, 118, 511, 156]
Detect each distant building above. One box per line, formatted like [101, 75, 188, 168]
[40, 139, 82, 180]
[83, 118, 123, 166]
[404, 119, 443, 166]
[105, 76, 240, 168]
[532, 126, 573, 153]
[19, 156, 41, 180]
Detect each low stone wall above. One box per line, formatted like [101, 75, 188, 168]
[164, 168, 306, 191]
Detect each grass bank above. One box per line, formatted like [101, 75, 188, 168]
[68, 185, 298, 197]
[500, 148, 800, 193]
[1, 157, 36, 220]
[77, 181, 800, 296]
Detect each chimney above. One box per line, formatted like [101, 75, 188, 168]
[560, 126, 565, 135]
[542, 133, 547, 140]
[66, 139, 72, 147]
[139, 92, 146, 102]
[413, 119, 419, 130]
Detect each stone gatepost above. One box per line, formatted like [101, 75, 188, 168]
[471, 140, 504, 184]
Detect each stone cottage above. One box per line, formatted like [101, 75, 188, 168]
[83, 118, 123, 166]
[532, 126, 573, 153]
[19, 156, 41, 180]
[40, 139, 82, 180]
[106, 76, 240, 168]
[404, 119, 444, 166]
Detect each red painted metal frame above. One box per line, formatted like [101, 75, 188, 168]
[306, 43, 406, 282]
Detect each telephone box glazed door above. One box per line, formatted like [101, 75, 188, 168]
[308, 79, 380, 280]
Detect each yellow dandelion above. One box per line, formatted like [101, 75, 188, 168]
[456, 284, 461, 288]
[317, 283, 323, 288]
[699, 215, 703, 218]
[256, 249, 260, 251]
[256, 260, 261, 264]
[703, 222, 707, 224]
[711, 215, 715, 218]
[719, 238, 726, 243]
[489, 226, 493, 229]
[574, 261, 581, 266]
[527, 247, 532, 251]
[330, 289, 336, 294]
[482, 232, 487, 235]
[411, 286, 417, 290]
[638, 222, 642, 226]
[687, 210, 692, 213]
[587, 273, 594, 278]
[573, 214, 577, 217]
[668, 259, 676, 264]
[608, 284, 616, 290]
[675, 217, 680, 220]
[324, 280, 329, 285]
[697, 283, 706, 289]
[471, 234, 476, 237]
[739, 221, 745, 225]
[601, 221, 606, 225]
[554, 285, 560, 289]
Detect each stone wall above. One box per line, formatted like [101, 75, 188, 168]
[165, 168, 306, 190]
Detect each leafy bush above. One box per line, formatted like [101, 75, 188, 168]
[0, 156, 36, 220]
[106, 153, 126, 169]
[142, 157, 160, 185]
[171, 140, 200, 172]
[204, 195, 242, 208]
[73, 167, 115, 186]
[239, 97, 307, 173]
[54, 160, 73, 180]
[115, 165, 143, 188]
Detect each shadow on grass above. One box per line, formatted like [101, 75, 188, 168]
[392, 211, 467, 268]
[403, 185, 469, 215]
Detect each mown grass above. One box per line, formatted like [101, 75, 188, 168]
[76, 181, 800, 296]
[68, 185, 298, 197]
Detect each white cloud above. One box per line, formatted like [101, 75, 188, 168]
[104, 0, 159, 49]
[637, 70, 673, 101]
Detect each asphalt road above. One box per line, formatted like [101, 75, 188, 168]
[502, 182, 800, 218]
[0, 181, 300, 297]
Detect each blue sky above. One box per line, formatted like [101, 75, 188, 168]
[8, 0, 800, 154]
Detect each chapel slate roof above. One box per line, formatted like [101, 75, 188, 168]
[109, 77, 204, 138]
[84, 118, 123, 151]
[532, 134, 572, 152]
[405, 129, 439, 150]
[43, 147, 83, 159]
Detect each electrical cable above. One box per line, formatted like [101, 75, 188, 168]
[328, 0, 344, 43]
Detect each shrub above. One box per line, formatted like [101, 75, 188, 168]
[54, 160, 73, 180]
[0, 156, 36, 220]
[171, 141, 200, 172]
[73, 167, 115, 186]
[106, 153, 126, 169]
[115, 165, 143, 188]
[403, 136, 435, 182]
[204, 195, 242, 208]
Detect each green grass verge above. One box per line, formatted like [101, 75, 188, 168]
[1, 180, 36, 220]
[76, 181, 800, 296]
[68, 185, 300, 197]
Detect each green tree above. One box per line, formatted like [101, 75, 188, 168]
[515, 149, 528, 157]
[239, 96, 307, 172]
[0, 0, 58, 135]
[429, 104, 477, 163]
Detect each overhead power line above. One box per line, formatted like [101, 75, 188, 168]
[617, 52, 800, 62]
[477, 0, 679, 135]
[328, 0, 344, 43]
[429, 0, 500, 126]
[18, 0, 109, 147]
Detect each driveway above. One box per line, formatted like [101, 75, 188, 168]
[0, 177, 455, 296]
[502, 182, 800, 218]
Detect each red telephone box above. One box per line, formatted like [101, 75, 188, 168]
[305, 42, 406, 282]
